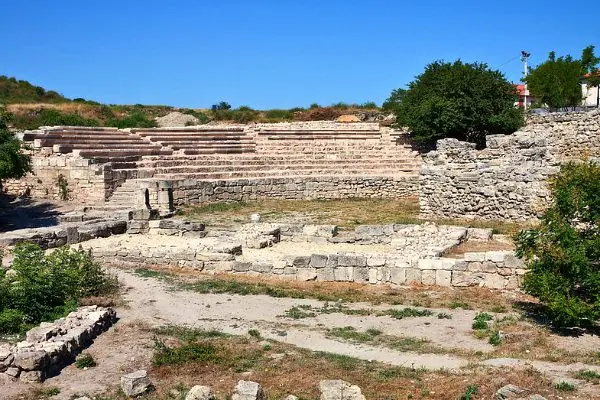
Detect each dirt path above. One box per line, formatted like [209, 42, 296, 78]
[5, 269, 600, 399]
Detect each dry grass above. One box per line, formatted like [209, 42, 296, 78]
[7, 102, 112, 121]
[180, 198, 534, 235]
[444, 239, 515, 258]
[95, 326, 578, 400]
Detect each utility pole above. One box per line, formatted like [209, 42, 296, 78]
[521, 51, 531, 110]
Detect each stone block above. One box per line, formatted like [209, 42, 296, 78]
[232, 380, 266, 400]
[319, 379, 365, 400]
[13, 350, 48, 371]
[451, 271, 485, 287]
[367, 257, 386, 267]
[368, 268, 378, 284]
[435, 270, 452, 287]
[334, 267, 353, 282]
[421, 270, 436, 285]
[481, 261, 497, 273]
[186, 385, 215, 400]
[503, 253, 524, 268]
[317, 267, 335, 282]
[251, 263, 273, 273]
[405, 268, 422, 284]
[326, 255, 338, 267]
[292, 256, 310, 267]
[121, 370, 151, 397]
[310, 254, 328, 268]
[463, 252, 486, 262]
[486, 251, 507, 262]
[481, 273, 506, 289]
[297, 268, 317, 281]
[338, 254, 366, 267]
[353, 267, 369, 283]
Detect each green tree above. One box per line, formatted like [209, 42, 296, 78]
[0, 106, 31, 182]
[387, 60, 523, 148]
[381, 88, 406, 113]
[516, 161, 600, 327]
[526, 45, 599, 108]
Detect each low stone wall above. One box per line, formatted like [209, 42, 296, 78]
[0, 219, 128, 249]
[420, 109, 600, 221]
[0, 306, 116, 382]
[169, 176, 419, 205]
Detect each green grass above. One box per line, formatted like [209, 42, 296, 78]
[75, 353, 97, 369]
[248, 329, 261, 338]
[153, 325, 227, 341]
[328, 326, 382, 343]
[575, 369, 600, 382]
[377, 366, 425, 381]
[472, 312, 494, 330]
[488, 330, 502, 346]
[437, 312, 452, 319]
[314, 351, 363, 370]
[378, 307, 434, 319]
[134, 268, 173, 281]
[459, 384, 479, 400]
[282, 305, 317, 319]
[554, 382, 576, 392]
[449, 300, 471, 310]
[153, 339, 221, 366]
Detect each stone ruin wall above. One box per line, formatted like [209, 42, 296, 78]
[420, 110, 600, 221]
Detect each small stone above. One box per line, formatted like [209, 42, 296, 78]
[495, 384, 528, 399]
[121, 370, 151, 397]
[251, 214, 261, 223]
[282, 396, 298, 400]
[232, 380, 266, 400]
[20, 370, 43, 383]
[319, 380, 365, 400]
[186, 385, 215, 400]
[5, 367, 20, 378]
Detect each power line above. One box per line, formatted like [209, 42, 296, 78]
[495, 55, 520, 70]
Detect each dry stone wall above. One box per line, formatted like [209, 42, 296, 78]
[0, 306, 116, 383]
[420, 110, 600, 221]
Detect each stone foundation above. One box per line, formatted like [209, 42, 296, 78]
[0, 306, 116, 383]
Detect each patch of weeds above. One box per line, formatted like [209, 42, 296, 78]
[315, 352, 362, 370]
[377, 366, 424, 381]
[472, 312, 493, 330]
[488, 330, 502, 346]
[459, 384, 479, 400]
[75, 353, 96, 368]
[152, 338, 220, 366]
[328, 326, 382, 343]
[449, 300, 471, 310]
[133, 268, 173, 281]
[379, 307, 433, 319]
[490, 305, 507, 313]
[554, 381, 576, 391]
[248, 329, 261, 338]
[153, 325, 226, 341]
[575, 369, 600, 383]
[281, 305, 317, 319]
[263, 343, 271, 351]
[33, 387, 60, 398]
[387, 337, 430, 352]
[437, 312, 452, 319]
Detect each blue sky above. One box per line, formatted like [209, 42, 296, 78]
[2, 0, 598, 109]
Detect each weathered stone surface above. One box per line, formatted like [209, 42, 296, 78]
[186, 385, 215, 400]
[495, 384, 528, 399]
[13, 351, 48, 371]
[121, 370, 152, 397]
[232, 380, 266, 400]
[319, 380, 365, 400]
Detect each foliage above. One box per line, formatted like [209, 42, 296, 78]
[264, 108, 294, 121]
[472, 312, 493, 330]
[11, 108, 100, 130]
[526, 45, 599, 108]
[0, 76, 69, 103]
[56, 173, 69, 200]
[181, 109, 209, 124]
[0, 243, 117, 334]
[211, 101, 231, 111]
[554, 382, 576, 392]
[459, 384, 479, 400]
[106, 110, 157, 128]
[75, 353, 97, 368]
[387, 60, 523, 148]
[516, 161, 600, 327]
[0, 107, 31, 181]
[488, 330, 502, 346]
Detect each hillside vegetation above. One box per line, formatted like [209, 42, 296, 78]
[0, 76, 382, 130]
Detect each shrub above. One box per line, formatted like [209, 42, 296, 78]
[0, 107, 31, 181]
[0, 243, 116, 334]
[264, 109, 294, 121]
[75, 353, 97, 368]
[387, 60, 523, 148]
[516, 161, 600, 327]
[107, 111, 157, 128]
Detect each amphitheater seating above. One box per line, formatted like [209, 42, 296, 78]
[257, 124, 381, 140]
[23, 127, 171, 160]
[131, 127, 256, 155]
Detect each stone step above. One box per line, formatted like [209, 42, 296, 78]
[75, 149, 174, 159]
[153, 170, 414, 180]
[181, 148, 257, 155]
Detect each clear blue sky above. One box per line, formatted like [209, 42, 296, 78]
[2, 0, 598, 109]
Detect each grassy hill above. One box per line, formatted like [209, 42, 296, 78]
[0, 76, 382, 130]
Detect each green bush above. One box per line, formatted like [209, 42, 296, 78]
[12, 108, 100, 130]
[0, 243, 116, 334]
[387, 60, 523, 148]
[0, 107, 31, 181]
[107, 111, 157, 128]
[516, 161, 600, 327]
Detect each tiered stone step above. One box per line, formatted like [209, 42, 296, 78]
[132, 127, 256, 155]
[101, 179, 145, 210]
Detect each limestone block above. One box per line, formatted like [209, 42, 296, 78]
[463, 252, 486, 262]
[232, 380, 266, 400]
[186, 385, 215, 400]
[121, 370, 152, 397]
[338, 254, 366, 267]
[353, 267, 369, 283]
[481, 261, 497, 273]
[405, 268, 422, 284]
[317, 267, 335, 282]
[421, 270, 436, 285]
[319, 380, 365, 400]
[367, 257, 386, 267]
[486, 251, 508, 262]
[334, 267, 353, 282]
[13, 350, 48, 371]
[20, 370, 43, 383]
[451, 271, 485, 287]
[368, 268, 378, 284]
[297, 268, 317, 281]
[435, 270, 452, 287]
[292, 256, 310, 267]
[503, 253, 524, 268]
[251, 263, 273, 273]
[310, 254, 328, 268]
[326, 255, 338, 268]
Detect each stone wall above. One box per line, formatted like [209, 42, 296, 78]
[420, 109, 600, 220]
[169, 176, 419, 205]
[0, 306, 116, 383]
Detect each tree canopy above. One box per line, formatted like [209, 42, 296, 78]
[387, 60, 523, 148]
[525, 45, 599, 109]
[516, 161, 600, 327]
[0, 107, 31, 182]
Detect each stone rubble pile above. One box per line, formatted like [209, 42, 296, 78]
[0, 306, 116, 383]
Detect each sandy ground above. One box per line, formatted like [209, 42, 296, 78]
[4, 269, 600, 399]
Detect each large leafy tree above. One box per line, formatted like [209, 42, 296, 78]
[0, 106, 31, 182]
[525, 45, 599, 108]
[387, 60, 523, 148]
[516, 161, 600, 327]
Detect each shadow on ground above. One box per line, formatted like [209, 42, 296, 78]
[0, 195, 61, 232]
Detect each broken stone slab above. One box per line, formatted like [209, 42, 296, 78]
[232, 380, 266, 400]
[121, 370, 152, 397]
[13, 350, 48, 371]
[186, 385, 215, 400]
[319, 380, 365, 400]
[495, 384, 529, 399]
